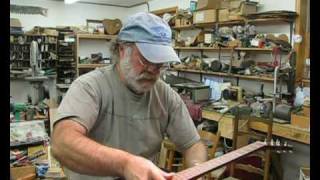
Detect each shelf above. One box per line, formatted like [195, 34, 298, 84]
[174, 47, 232, 51]
[246, 17, 295, 24]
[78, 64, 108, 69]
[235, 47, 272, 51]
[24, 33, 58, 37]
[172, 68, 274, 82]
[172, 25, 198, 30]
[77, 33, 117, 40]
[174, 47, 272, 52]
[302, 79, 310, 83]
[217, 20, 246, 26]
[173, 17, 292, 30]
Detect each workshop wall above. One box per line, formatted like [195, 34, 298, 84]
[10, 0, 129, 31]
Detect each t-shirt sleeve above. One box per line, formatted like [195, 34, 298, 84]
[53, 78, 100, 131]
[165, 85, 200, 152]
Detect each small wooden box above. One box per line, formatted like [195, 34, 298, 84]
[303, 106, 310, 117]
[11, 165, 36, 180]
[193, 9, 217, 24]
[291, 113, 310, 129]
[218, 8, 230, 22]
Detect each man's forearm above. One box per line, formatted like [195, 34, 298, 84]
[183, 141, 207, 168]
[51, 120, 132, 177]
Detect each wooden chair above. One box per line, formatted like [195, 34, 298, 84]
[162, 138, 183, 172]
[163, 130, 224, 179]
[229, 107, 273, 180]
[198, 130, 225, 179]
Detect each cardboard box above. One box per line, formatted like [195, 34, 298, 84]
[229, 1, 257, 15]
[193, 9, 217, 24]
[197, 0, 221, 10]
[10, 18, 22, 27]
[229, 0, 243, 9]
[291, 113, 310, 129]
[239, 1, 257, 15]
[218, 8, 230, 22]
[228, 14, 244, 21]
[175, 18, 181, 27]
[220, 0, 230, 9]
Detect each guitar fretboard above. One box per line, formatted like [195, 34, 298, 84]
[174, 141, 266, 180]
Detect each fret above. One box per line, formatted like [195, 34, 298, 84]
[174, 141, 268, 179]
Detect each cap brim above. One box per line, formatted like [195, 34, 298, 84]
[136, 43, 181, 64]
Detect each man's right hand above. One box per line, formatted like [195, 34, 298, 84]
[123, 155, 175, 180]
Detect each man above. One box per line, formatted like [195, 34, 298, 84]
[52, 12, 207, 180]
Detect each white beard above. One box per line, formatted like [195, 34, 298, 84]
[119, 48, 159, 94]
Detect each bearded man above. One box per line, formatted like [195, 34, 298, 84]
[51, 12, 207, 180]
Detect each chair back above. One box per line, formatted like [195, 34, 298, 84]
[198, 130, 221, 159]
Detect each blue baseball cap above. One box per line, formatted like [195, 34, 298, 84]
[118, 12, 180, 64]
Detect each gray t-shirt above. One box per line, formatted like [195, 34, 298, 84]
[53, 64, 200, 179]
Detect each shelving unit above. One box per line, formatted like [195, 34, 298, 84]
[174, 47, 273, 52]
[76, 33, 117, 77]
[172, 16, 296, 86]
[10, 33, 58, 71]
[172, 68, 274, 84]
[56, 29, 76, 85]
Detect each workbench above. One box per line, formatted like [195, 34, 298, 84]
[202, 109, 310, 144]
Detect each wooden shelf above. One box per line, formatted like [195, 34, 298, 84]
[173, 68, 274, 82]
[173, 17, 292, 30]
[302, 79, 310, 83]
[24, 33, 58, 37]
[218, 20, 246, 26]
[172, 25, 197, 30]
[78, 64, 108, 69]
[175, 47, 232, 51]
[246, 17, 295, 24]
[235, 47, 272, 51]
[201, 109, 310, 144]
[174, 47, 272, 52]
[77, 33, 117, 40]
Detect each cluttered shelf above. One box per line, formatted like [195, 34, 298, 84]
[174, 46, 273, 52]
[77, 64, 109, 69]
[172, 68, 275, 82]
[201, 109, 310, 144]
[246, 17, 295, 24]
[172, 17, 294, 30]
[77, 33, 117, 40]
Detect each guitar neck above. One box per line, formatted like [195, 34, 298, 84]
[174, 141, 266, 180]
